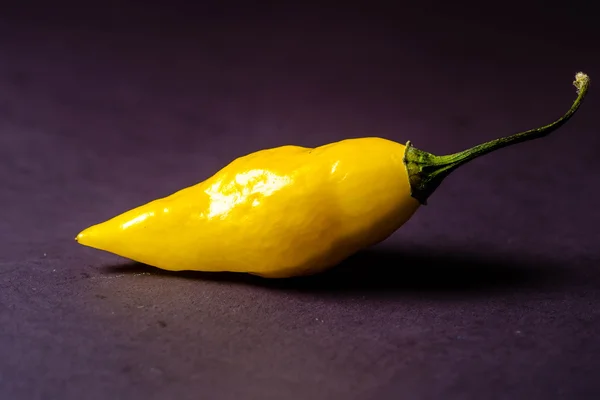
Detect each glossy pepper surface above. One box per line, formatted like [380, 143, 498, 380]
[76, 73, 590, 278]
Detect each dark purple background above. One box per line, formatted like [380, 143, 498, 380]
[1, 2, 599, 399]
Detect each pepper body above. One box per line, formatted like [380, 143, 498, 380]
[76, 73, 591, 278]
[76, 137, 420, 278]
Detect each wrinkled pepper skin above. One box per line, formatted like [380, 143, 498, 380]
[77, 138, 421, 278]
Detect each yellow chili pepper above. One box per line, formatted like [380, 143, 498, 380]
[76, 73, 590, 278]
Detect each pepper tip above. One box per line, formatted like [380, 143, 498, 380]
[75, 231, 85, 243]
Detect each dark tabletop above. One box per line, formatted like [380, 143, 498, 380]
[1, 2, 600, 399]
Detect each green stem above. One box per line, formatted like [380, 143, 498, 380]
[403, 72, 591, 205]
